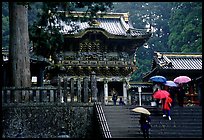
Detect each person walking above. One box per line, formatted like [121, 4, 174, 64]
[152, 82, 162, 108]
[153, 82, 162, 93]
[168, 87, 176, 107]
[162, 95, 172, 120]
[119, 97, 125, 105]
[112, 88, 118, 105]
[139, 113, 151, 138]
[177, 84, 185, 107]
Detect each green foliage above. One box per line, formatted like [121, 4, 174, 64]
[2, 2, 9, 49]
[113, 2, 173, 81]
[168, 2, 202, 53]
[131, 47, 152, 81]
[113, 2, 202, 81]
[2, 15, 9, 49]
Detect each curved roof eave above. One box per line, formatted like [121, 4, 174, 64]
[63, 28, 151, 40]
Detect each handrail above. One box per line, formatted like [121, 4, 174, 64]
[94, 102, 112, 138]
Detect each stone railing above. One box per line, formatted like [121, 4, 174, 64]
[130, 92, 154, 106]
[2, 87, 79, 104]
[94, 102, 112, 138]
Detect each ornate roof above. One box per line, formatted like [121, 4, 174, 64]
[52, 11, 151, 38]
[153, 52, 202, 70]
[142, 51, 202, 81]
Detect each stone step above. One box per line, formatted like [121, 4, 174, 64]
[111, 130, 202, 138]
[103, 108, 202, 114]
[101, 105, 202, 138]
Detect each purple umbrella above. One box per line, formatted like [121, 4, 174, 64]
[165, 81, 178, 87]
[174, 76, 191, 84]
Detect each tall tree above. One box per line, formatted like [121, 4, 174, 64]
[9, 3, 31, 87]
[168, 2, 202, 53]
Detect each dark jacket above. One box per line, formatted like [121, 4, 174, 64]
[139, 114, 151, 130]
[112, 94, 118, 101]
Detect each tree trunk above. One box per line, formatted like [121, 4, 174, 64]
[9, 2, 31, 102]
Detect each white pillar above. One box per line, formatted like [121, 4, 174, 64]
[104, 82, 108, 105]
[123, 82, 127, 104]
[128, 93, 131, 105]
[138, 86, 142, 106]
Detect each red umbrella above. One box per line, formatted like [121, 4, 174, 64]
[174, 76, 191, 84]
[153, 90, 170, 99]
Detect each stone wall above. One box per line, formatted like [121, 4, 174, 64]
[2, 103, 97, 138]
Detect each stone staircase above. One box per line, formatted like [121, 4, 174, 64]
[102, 105, 202, 138]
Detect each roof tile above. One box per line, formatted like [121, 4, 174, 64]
[158, 55, 202, 70]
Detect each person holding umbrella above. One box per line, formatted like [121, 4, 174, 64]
[165, 80, 178, 107]
[174, 76, 191, 107]
[150, 76, 166, 108]
[139, 113, 151, 138]
[168, 87, 176, 107]
[177, 83, 185, 107]
[162, 95, 172, 120]
[152, 82, 162, 108]
[132, 107, 151, 138]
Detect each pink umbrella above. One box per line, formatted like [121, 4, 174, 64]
[174, 76, 191, 84]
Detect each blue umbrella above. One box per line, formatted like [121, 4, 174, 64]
[149, 75, 167, 83]
[165, 80, 178, 87]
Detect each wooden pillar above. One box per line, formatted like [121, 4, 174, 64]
[198, 82, 202, 105]
[189, 83, 194, 103]
[29, 89, 33, 102]
[57, 76, 61, 102]
[37, 67, 44, 87]
[63, 77, 68, 103]
[83, 77, 89, 103]
[104, 79, 108, 105]
[13, 90, 21, 103]
[36, 90, 40, 102]
[70, 78, 75, 102]
[24, 90, 30, 102]
[91, 71, 97, 102]
[50, 90, 54, 102]
[42, 89, 47, 102]
[7, 90, 11, 103]
[77, 78, 82, 102]
[2, 90, 4, 103]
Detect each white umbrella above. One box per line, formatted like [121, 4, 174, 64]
[165, 80, 178, 87]
[132, 107, 151, 115]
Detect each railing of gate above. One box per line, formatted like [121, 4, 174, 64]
[94, 102, 112, 138]
[2, 87, 74, 103]
[131, 92, 153, 106]
[2, 87, 154, 105]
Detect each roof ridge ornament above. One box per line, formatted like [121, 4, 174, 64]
[163, 55, 172, 67]
[120, 16, 130, 32]
[88, 19, 100, 27]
